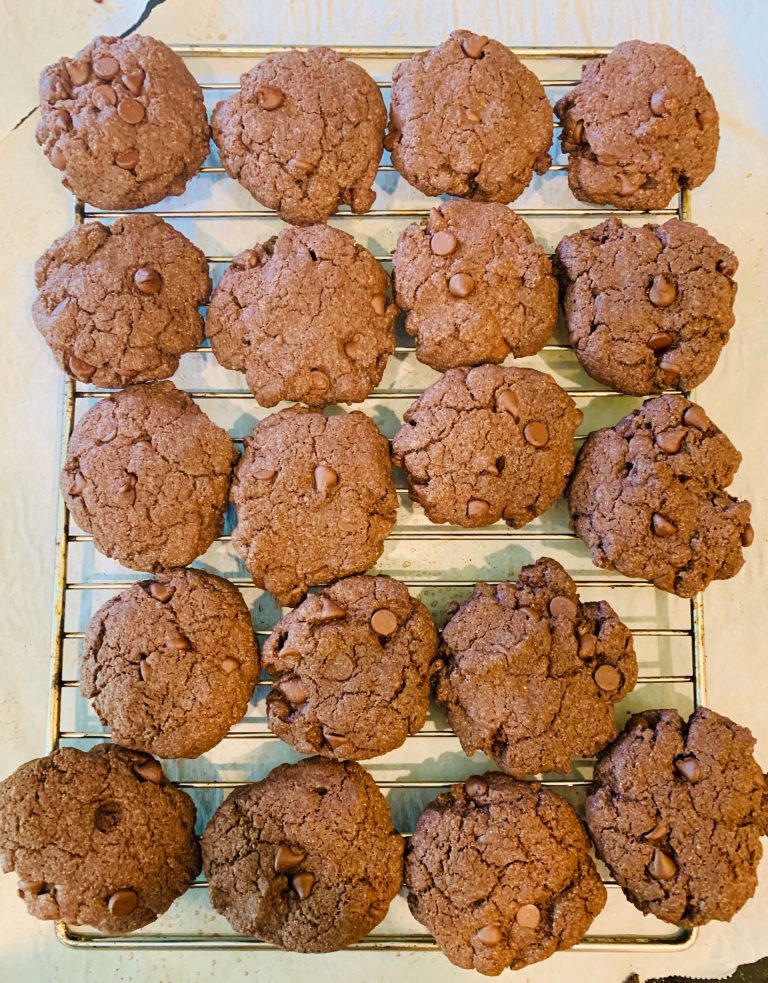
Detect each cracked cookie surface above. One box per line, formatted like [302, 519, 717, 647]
[392, 201, 557, 371]
[555, 218, 737, 395]
[201, 757, 404, 951]
[262, 575, 438, 760]
[586, 708, 768, 927]
[81, 569, 260, 759]
[391, 365, 581, 529]
[0, 744, 200, 932]
[435, 558, 637, 777]
[388, 30, 552, 202]
[61, 381, 237, 572]
[37, 34, 210, 210]
[567, 394, 753, 597]
[405, 773, 606, 974]
[555, 40, 718, 209]
[206, 225, 396, 407]
[232, 407, 398, 606]
[212, 47, 385, 225]
[34, 215, 211, 388]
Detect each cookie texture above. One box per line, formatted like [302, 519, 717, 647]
[81, 569, 260, 759]
[392, 202, 557, 371]
[587, 708, 768, 927]
[388, 30, 552, 202]
[206, 225, 396, 407]
[555, 218, 737, 395]
[556, 40, 718, 209]
[568, 394, 753, 597]
[391, 365, 581, 529]
[37, 34, 210, 210]
[202, 757, 404, 950]
[0, 744, 200, 932]
[263, 575, 438, 760]
[34, 215, 211, 388]
[405, 774, 606, 973]
[232, 407, 397, 606]
[212, 47, 385, 225]
[61, 381, 237, 572]
[435, 558, 637, 777]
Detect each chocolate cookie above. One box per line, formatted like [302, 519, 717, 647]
[587, 708, 768, 927]
[392, 202, 557, 371]
[391, 365, 581, 529]
[262, 575, 438, 760]
[555, 218, 738, 395]
[387, 31, 552, 202]
[61, 382, 237, 572]
[568, 394, 753, 597]
[212, 47, 385, 225]
[81, 569, 260, 759]
[0, 744, 200, 932]
[405, 774, 606, 973]
[37, 35, 210, 210]
[202, 757, 404, 950]
[232, 407, 397, 606]
[34, 215, 211, 388]
[435, 558, 637, 777]
[556, 40, 718, 209]
[206, 225, 396, 407]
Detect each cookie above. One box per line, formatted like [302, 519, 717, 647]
[37, 35, 210, 210]
[202, 757, 404, 951]
[81, 569, 260, 759]
[33, 215, 211, 388]
[212, 47, 385, 225]
[262, 575, 438, 760]
[392, 202, 557, 371]
[391, 365, 581, 529]
[568, 394, 753, 597]
[555, 40, 718, 209]
[206, 225, 396, 407]
[61, 381, 237, 572]
[405, 774, 606, 973]
[0, 744, 200, 932]
[435, 558, 637, 777]
[232, 407, 398, 606]
[387, 30, 552, 202]
[555, 218, 737, 395]
[587, 708, 768, 927]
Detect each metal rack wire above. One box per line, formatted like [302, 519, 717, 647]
[45, 44, 705, 953]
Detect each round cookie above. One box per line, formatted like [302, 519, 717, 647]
[232, 407, 397, 606]
[555, 217, 737, 395]
[435, 557, 637, 777]
[586, 708, 768, 927]
[61, 381, 237, 572]
[568, 394, 753, 597]
[212, 47, 385, 225]
[0, 744, 200, 932]
[555, 40, 718, 209]
[391, 365, 582, 529]
[387, 30, 552, 202]
[34, 215, 211, 388]
[392, 202, 557, 371]
[206, 225, 396, 407]
[263, 575, 438, 760]
[405, 773, 606, 973]
[201, 757, 404, 951]
[81, 569, 260, 759]
[36, 34, 210, 210]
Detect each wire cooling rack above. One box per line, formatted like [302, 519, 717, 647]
[45, 44, 705, 953]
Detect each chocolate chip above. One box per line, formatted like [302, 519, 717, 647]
[98, 429, 117, 444]
[652, 513, 677, 537]
[133, 759, 163, 783]
[578, 634, 597, 660]
[370, 608, 398, 637]
[114, 474, 136, 505]
[448, 272, 475, 298]
[475, 924, 502, 945]
[118, 98, 145, 124]
[122, 68, 145, 96]
[696, 107, 718, 128]
[656, 428, 686, 454]
[256, 85, 285, 110]
[327, 653, 355, 682]
[574, 408, 584, 427]
[69, 471, 87, 496]
[18, 880, 47, 896]
[496, 388, 519, 419]
[53, 108, 72, 131]
[461, 34, 489, 58]
[675, 755, 702, 783]
[344, 336, 367, 360]
[133, 267, 162, 295]
[618, 172, 645, 195]
[279, 677, 308, 705]
[149, 581, 175, 603]
[549, 595, 577, 620]
[647, 331, 675, 351]
[430, 230, 457, 256]
[66, 60, 91, 86]
[383, 130, 399, 151]
[465, 108, 481, 123]
[314, 464, 338, 494]
[325, 733, 349, 751]
[648, 274, 677, 307]
[371, 294, 387, 316]
[742, 523, 755, 547]
[524, 422, 549, 448]
[287, 156, 315, 178]
[253, 467, 277, 481]
[650, 88, 674, 116]
[108, 888, 138, 916]
[463, 775, 488, 799]
[682, 405, 709, 431]
[516, 903, 541, 929]
[168, 629, 190, 650]
[139, 660, 152, 682]
[50, 146, 67, 171]
[571, 119, 585, 144]
[659, 357, 681, 388]
[92, 84, 117, 109]
[649, 848, 677, 880]
[309, 369, 330, 392]
[594, 664, 622, 692]
[115, 148, 140, 170]
[274, 844, 306, 873]
[467, 498, 490, 522]
[291, 872, 315, 900]
[93, 55, 120, 80]
[653, 570, 677, 593]
[643, 819, 670, 843]
[318, 597, 346, 622]
[221, 658, 239, 674]
[94, 800, 121, 833]
[68, 354, 96, 381]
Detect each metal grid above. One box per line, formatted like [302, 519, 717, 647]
[45, 44, 705, 953]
